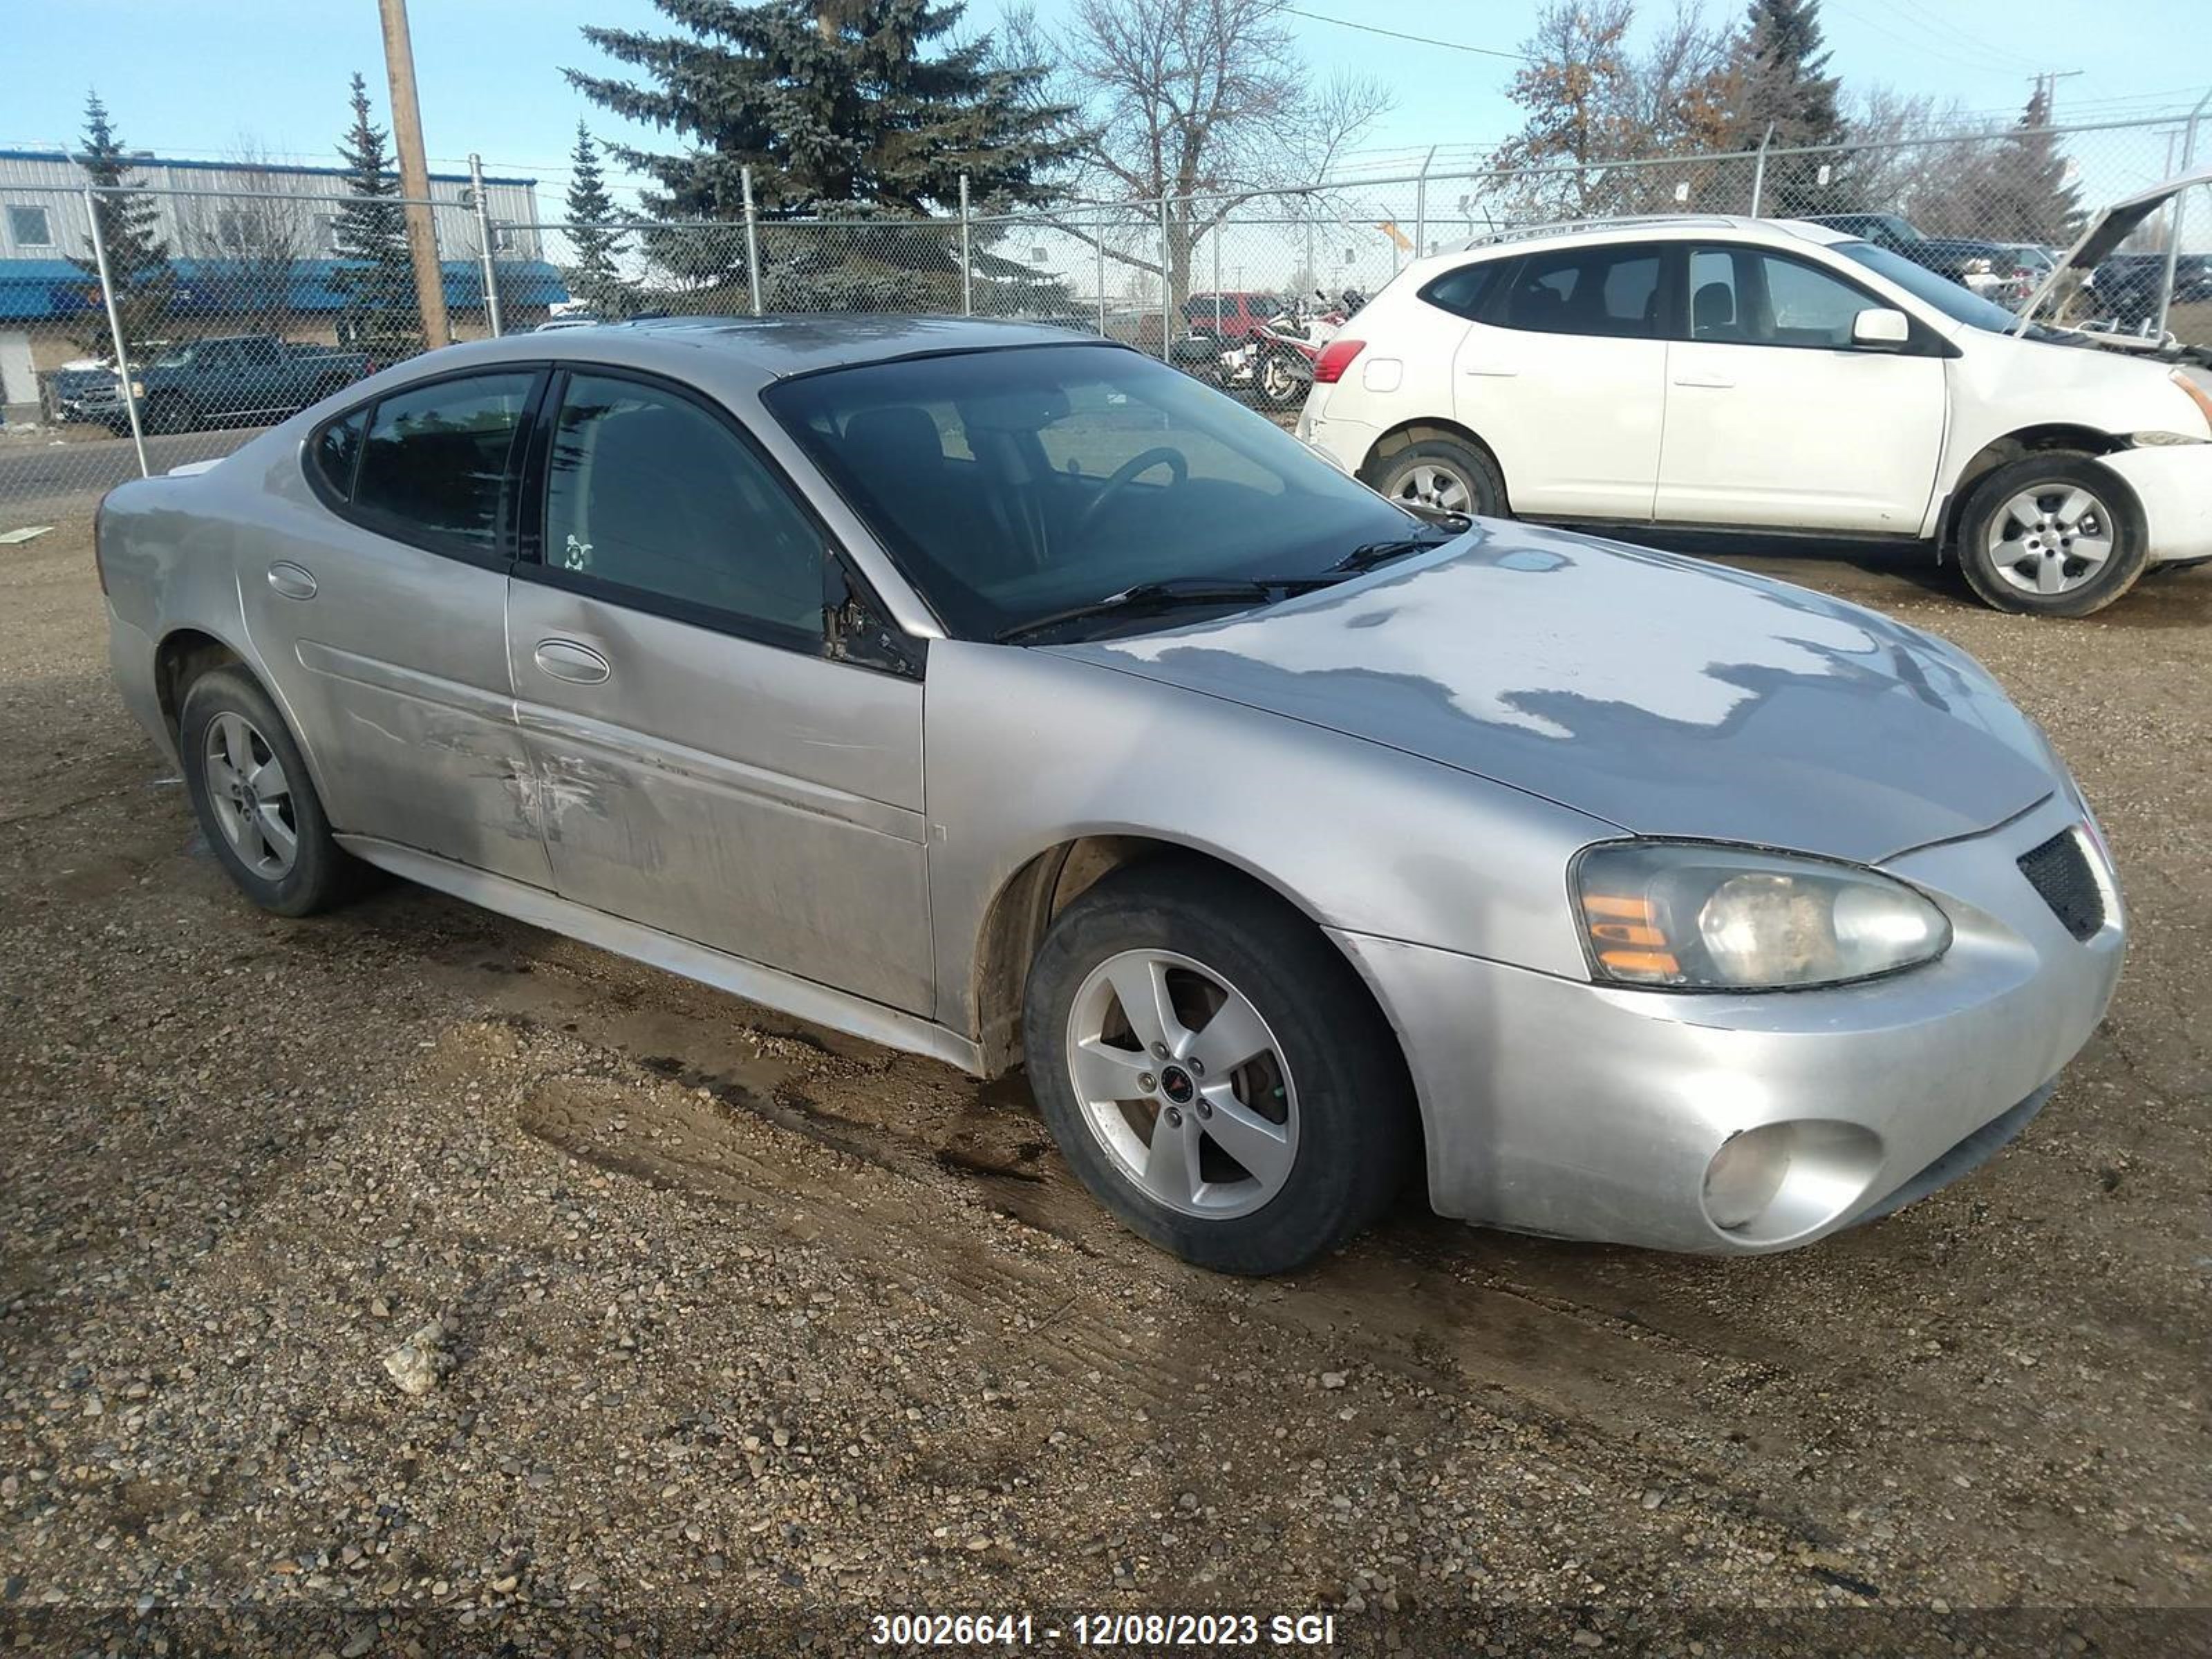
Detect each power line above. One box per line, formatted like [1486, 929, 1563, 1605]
[1277, 6, 1533, 62]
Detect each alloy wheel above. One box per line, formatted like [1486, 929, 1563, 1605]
[1064, 949, 1298, 1219]
[1391, 462, 1473, 516]
[1986, 482, 2115, 597]
[203, 711, 299, 879]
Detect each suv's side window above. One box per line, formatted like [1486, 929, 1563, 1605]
[541, 371, 825, 645]
[1492, 245, 1662, 338]
[1687, 247, 1873, 349]
[348, 371, 538, 557]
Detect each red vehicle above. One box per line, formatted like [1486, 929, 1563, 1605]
[1182, 291, 1280, 340]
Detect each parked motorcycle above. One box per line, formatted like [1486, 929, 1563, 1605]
[1241, 290, 1365, 409]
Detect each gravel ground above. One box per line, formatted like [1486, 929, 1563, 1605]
[1, 518, 2206, 1657]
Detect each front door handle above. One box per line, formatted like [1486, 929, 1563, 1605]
[266, 561, 317, 600]
[534, 638, 611, 685]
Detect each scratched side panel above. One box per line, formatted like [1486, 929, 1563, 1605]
[229, 455, 553, 887]
[505, 582, 935, 1015]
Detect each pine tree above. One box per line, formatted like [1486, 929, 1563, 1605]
[330, 73, 424, 356]
[563, 122, 635, 317]
[1727, 0, 1846, 214]
[66, 91, 176, 366]
[1980, 84, 2082, 245]
[566, 0, 1078, 222]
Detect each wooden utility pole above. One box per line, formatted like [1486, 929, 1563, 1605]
[378, 0, 451, 345]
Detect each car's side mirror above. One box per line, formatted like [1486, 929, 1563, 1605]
[1852, 307, 1911, 349]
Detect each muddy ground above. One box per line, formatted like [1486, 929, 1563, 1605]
[1, 519, 2206, 1656]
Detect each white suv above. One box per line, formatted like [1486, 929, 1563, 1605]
[1296, 215, 2212, 616]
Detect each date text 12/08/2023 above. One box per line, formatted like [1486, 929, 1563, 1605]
[868, 1612, 1341, 1647]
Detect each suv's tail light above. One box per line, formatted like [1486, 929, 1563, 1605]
[1313, 337, 1365, 384]
[92, 503, 109, 595]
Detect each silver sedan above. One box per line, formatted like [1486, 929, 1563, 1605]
[97, 318, 2125, 1274]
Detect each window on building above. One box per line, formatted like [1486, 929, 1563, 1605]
[6, 205, 55, 249]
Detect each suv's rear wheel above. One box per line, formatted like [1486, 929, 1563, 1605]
[178, 667, 365, 916]
[1364, 434, 1508, 519]
[1022, 859, 1418, 1275]
[1956, 454, 2148, 617]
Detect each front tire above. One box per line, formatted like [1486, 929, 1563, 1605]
[178, 667, 364, 917]
[1956, 454, 2148, 617]
[1364, 434, 1508, 519]
[1022, 859, 1418, 1275]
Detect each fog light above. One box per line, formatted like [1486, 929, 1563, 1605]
[1701, 1120, 1885, 1242]
[1704, 1125, 1792, 1230]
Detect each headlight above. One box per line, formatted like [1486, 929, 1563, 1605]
[129, 380, 146, 398]
[1574, 842, 1951, 991]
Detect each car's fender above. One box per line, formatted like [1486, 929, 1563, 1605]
[921, 639, 1620, 1048]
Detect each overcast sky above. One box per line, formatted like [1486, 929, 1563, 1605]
[5, 0, 2204, 205]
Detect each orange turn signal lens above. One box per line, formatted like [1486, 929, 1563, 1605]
[1582, 893, 1683, 981]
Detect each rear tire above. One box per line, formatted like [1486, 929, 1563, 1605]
[1364, 434, 1508, 519]
[1022, 858, 1418, 1275]
[1956, 454, 2148, 617]
[178, 667, 365, 917]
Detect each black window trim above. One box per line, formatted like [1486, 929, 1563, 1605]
[513, 361, 924, 677]
[1671, 242, 1956, 357]
[301, 362, 552, 572]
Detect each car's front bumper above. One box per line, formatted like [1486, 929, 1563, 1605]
[1329, 791, 2124, 1253]
[2107, 442, 2212, 565]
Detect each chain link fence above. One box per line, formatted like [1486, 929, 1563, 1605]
[5, 111, 2205, 521]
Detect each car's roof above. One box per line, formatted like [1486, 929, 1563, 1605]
[349, 315, 1122, 400]
[558, 313, 1105, 375]
[1450, 214, 1853, 259]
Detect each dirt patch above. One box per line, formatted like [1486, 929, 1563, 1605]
[1, 519, 2206, 1651]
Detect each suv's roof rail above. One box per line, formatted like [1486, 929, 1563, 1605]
[1455, 214, 1748, 252]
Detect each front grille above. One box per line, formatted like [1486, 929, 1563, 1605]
[2017, 829, 2104, 941]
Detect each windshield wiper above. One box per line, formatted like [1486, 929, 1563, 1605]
[995, 575, 1338, 644]
[1329, 524, 1464, 574]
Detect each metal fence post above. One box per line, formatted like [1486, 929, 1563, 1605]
[1095, 227, 1107, 337]
[740, 165, 763, 316]
[1414, 146, 1435, 259]
[84, 188, 149, 480]
[1159, 196, 1173, 363]
[2153, 92, 2207, 339]
[1211, 212, 1223, 334]
[959, 174, 973, 317]
[1748, 122, 1775, 216]
[467, 153, 504, 338]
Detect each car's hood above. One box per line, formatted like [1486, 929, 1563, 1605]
[1051, 525, 2059, 865]
[2014, 160, 2212, 328]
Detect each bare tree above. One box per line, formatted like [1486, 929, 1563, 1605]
[177, 139, 315, 335]
[1492, 1, 1733, 220]
[1006, 0, 1391, 301]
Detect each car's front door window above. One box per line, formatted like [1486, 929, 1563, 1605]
[1687, 247, 1875, 349]
[542, 372, 825, 644]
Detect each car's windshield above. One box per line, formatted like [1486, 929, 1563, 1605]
[764, 344, 1423, 641]
[151, 344, 197, 368]
[1831, 240, 2022, 332]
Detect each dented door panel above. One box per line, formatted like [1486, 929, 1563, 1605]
[504, 579, 935, 1015]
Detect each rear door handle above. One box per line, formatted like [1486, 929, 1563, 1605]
[534, 638, 611, 685]
[266, 561, 317, 600]
[1672, 375, 1734, 388]
[1461, 366, 1518, 377]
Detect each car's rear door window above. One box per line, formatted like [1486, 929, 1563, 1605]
[309, 407, 366, 500]
[538, 371, 826, 646]
[1493, 245, 1663, 338]
[350, 371, 538, 559]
